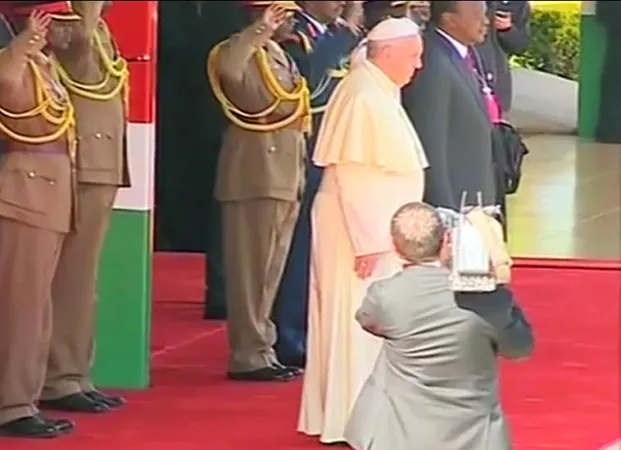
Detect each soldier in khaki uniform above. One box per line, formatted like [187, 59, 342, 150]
[37, 0, 129, 413]
[207, 0, 309, 382]
[0, 1, 79, 438]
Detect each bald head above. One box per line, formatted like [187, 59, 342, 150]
[391, 202, 446, 264]
[367, 16, 421, 42]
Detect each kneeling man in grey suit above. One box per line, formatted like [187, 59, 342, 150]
[344, 202, 534, 450]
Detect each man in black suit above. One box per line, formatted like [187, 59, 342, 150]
[477, 1, 530, 114]
[402, 1, 531, 339]
[403, 0, 494, 210]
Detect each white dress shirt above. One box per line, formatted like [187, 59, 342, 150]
[436, 28, 468, 58]
[301, 11, 328, 35]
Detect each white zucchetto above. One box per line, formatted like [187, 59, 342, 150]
[366, 17, 420, 42]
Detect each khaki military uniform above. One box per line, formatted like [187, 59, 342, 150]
[40, 21, 130, 400]
[0, 63, 75, 425]
[212, 22, 306, 373]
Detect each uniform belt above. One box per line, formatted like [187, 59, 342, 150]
[248, 112, 292, 124]
[4, 141, 67, 154]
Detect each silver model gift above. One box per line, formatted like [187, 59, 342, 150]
[437, 192, 510, 292]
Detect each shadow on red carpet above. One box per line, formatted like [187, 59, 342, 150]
[2, 253, 619, 449]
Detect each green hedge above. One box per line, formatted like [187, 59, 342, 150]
[512, 7, 580, 80]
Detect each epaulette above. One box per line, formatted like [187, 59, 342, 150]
[284, 31, 313, 54]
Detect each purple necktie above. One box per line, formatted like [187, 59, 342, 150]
[464, 49, 476, 72]
[465, 49, 501, 122]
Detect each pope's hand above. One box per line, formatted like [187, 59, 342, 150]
[354, 253, 382, 279]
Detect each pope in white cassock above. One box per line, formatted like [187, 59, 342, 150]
[298, 18, 429, 444]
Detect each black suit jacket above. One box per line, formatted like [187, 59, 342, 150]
[403, 28, 495, 210]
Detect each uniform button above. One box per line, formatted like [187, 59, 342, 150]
[27, 171, 35, 178]
[268, 146, 276, 152]
[106, 133, 112, 139]
[95, 132, 102, 139]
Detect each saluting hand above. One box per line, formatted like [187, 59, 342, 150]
[24, 10, 51, 53]
[262, 3, 288, 31]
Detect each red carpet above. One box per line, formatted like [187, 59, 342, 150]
[2, 253, 619, 450]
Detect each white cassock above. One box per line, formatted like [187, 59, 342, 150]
[297, 18, 428, 444]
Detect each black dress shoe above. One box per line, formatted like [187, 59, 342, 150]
[285, 366, 303, 376]
[274, 362, 304, 377]
[278, 355, 306, 369]
[39, 393, 111, 413]
[227, 366, 295, 382]
[84, 390, 125, 408]
[0, 416, 60, 439]
[275, 347, 306, 368]
[36, 414, 75, 434]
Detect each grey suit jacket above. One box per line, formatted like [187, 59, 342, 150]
[403, 28, 496, 210]
[345, 266, 534, 450]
